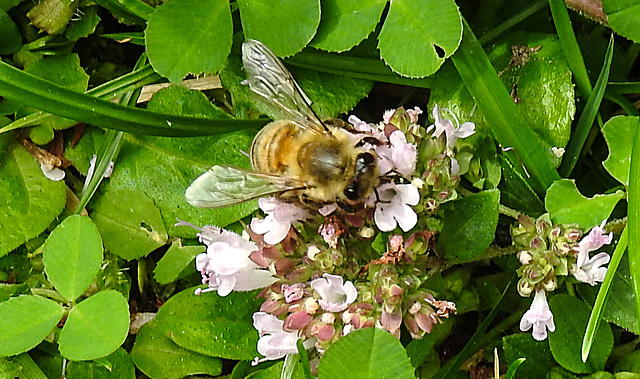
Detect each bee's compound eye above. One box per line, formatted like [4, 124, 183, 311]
[358, 152, 375, 166]
[344, 182, 360, 201]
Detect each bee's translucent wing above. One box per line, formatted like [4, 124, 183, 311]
[242, 39, 327, 134]
[185, 165, 304, 208]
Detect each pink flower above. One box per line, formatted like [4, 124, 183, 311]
[520, 290, 555, 341]
[190, 225, 276, 297]
[427, 104, 475, 149]
[250, 197, 310, 245]
[375, 130, 417, 177]
[252, 312, 300, 364]
[282, 283, 305, 303]
[572, 221, 612, 285]
[576, 220, 613, 255]
[374, 183, 420, 232]
[407, 106, 423, 123]
[311, 274, 357, 312]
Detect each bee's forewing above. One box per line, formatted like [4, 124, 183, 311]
[185, 165, 304, 208]
[242, 39, 327, 134]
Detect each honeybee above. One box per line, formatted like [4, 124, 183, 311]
[185, 39, 379, 209]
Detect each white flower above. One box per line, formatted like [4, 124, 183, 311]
[40, 163, 65, 181]
[427, 104, 475, 149]
[193, 226, 276, 297]
[83, 155, 115, 192]
[520, 290, 555, 341]
[252, 312, 300, 365]
[250, 197, 310, 245]
[573, 252, 610, 285]
[572, 220, 612, 285]
[310, 273, 357, 312]
[375, 130, 417, 177]
[374, 183, 420, 232]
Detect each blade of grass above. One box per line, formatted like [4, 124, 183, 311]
[286, 51, 433, 89]
[0, 64, 162, 133]
[92, 0, 154, 25]
[505, 358, 526, 379]
[0, 61, 268, 136]
[581, 226, 628, 362]
[547, 0, 592, 98]
[628, 116, 640, 351]
[451, 19, 559, 195]
[478, 0, 548, 45]
[558, 34, 614, 177]
[608, 82, 640, 94]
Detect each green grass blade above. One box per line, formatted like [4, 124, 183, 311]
[628, 117, 640, 348]
[547, 0, 592, 98]
[92, 0, 154, 25]
[451, 19, 559, 195]
[559, 34, 614, 177]
[608, 82, 640, 94]
[478, 0, 548, 45]
[0, 61, 267, 136]
[286, 51, 433, 89]
[505, 358, 526, 379]
[581, 226, 628, 362]
[0, 64, 161, 133]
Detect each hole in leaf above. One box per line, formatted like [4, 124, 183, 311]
[434, 44, 446, 59]
[140, 222, 153, 232]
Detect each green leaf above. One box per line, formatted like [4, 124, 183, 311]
[310, 0, 386, 52]
[378, 0, 462, 78]
[89, 188, 168, 260]
[252, 360, 305, 379]
[0, 143, 66, 258]
[155, 288, 262, 360]
[602, 115, 639, 185]
[26, 0, 78, 35]
[65, 6, 101, 41]
[238, 0, 320, 57]
[438, 189, 500, 261]
[0, 10, 21, 55]
[66, 348, 135, 379]
[317, 328, 414, 379]
[548, 294, 613, 374]
[603, 0, 640, 43]
[154, 240, 204, 284]
[58, 290, 130, 361]
[0, 61, 268, 137]
[0, 296, 64, 356]
[145, 0, 232, 83]
[450, 21, 559, 195]
[43, 215, 103, 302]
[130, 319, 222, 379]
[502, 334, 556, 379]
[545, 179, 625, 229]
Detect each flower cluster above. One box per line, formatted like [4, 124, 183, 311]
[512, 215, 612, 341]
[182, 106, 477, 365]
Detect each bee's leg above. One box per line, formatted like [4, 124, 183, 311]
[355, 136, 383, 148]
